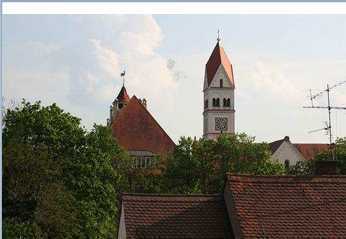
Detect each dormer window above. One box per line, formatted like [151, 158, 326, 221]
[220, 79, 223, 88]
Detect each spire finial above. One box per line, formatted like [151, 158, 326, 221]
[217, 29, 221, 43]
[120, 70, 126, 87]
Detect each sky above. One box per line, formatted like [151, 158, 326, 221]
[3, 15, 346, 143]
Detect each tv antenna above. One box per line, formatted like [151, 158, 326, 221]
[303, 80, 346, 160]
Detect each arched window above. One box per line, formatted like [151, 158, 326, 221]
[223, 98, 227, 107]
[220, 79, 223, 88]
[227, 98, 231, 107]
[212, 98, 216, 106]
[216, 98, 220, 107]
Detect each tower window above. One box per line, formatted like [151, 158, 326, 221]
[119, 103, 123, 109]
[223, 98, 231, 107]
[220, 79, 223, 88]
[213, 98, 220, 107]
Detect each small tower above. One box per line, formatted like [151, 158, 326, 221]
[203, 34, 235, 139]
[108, 71, 130, 126]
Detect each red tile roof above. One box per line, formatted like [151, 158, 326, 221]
[206, 42, 234, 88]
[117, 86, 130, 102]
[225, 174, 346, 238]
[294, 143, 329, 160]
[121, 193, 233, 239]
[269, 137, 329, 160]
[112, 96, 175, 155]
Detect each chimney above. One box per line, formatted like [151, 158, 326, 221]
[140, 98, 147, 108]
[315, 160, 338, 175]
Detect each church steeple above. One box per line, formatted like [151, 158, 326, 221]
[203, 34, 235, 139]
[204, 39, 234, 90]
[108, 71, 131, 126]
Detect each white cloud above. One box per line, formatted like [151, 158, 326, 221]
[4, 15, 177, 133]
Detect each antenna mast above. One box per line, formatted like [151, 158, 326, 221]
[304, 80, 346, 160]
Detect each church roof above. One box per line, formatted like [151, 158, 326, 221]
[116, 86, 130, 102]
[206, 42, 234, 88]
[225, 174, 346, 238]
[111, 96, 175, 155]
[120, 193, 233, 239]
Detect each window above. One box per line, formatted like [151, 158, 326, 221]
[213, 98, 220, 107]
[284, 160, 290, 171]
[223, 98, 231, 107]
[133, 156, 156, 169]
[216, 98, 220, 107]
[119, 103, 123, 109]
[220, 79, 223, 88]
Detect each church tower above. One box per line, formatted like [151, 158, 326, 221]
[108, 85, 130, 126]
[203, 37, 235, 139]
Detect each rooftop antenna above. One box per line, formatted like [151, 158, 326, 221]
[120, 70, 126, 87]
[304, 80, 346, 160]
[217, 29, 221, 43]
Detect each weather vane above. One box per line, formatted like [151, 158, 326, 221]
[120, 70, 126, 87]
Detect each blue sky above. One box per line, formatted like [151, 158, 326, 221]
[3, 15, 346, 143]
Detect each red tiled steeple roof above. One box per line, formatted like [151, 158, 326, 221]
[225, 174, 346, 238]
[112, 96, 175, 155]
[120, 193, 233, 239]
[206, 42, 234, 88]
[116, 86, 130, 102]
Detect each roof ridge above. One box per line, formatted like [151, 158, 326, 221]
[122, 193, 223, 197]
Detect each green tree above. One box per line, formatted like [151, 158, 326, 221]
[3, 100, 131, 238]
[315, 137, 346, 174]
[163, 133, 284, 194]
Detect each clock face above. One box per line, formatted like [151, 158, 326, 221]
[215, 117, 228, 131]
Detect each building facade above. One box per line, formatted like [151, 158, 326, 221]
[203, 40, 235, 139]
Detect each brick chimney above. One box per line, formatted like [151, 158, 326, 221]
[315, 160, 338, 175]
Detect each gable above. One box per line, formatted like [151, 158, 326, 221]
[272, 141, 305, 164]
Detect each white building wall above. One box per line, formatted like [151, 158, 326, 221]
[271, 141, 305, 166]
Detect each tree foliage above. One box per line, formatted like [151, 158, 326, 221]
[315, 137, 346, 174]
[3, 100, 131, 238]
[163, 134, 284, 194]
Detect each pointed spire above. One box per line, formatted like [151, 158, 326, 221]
[117, 86, 130, 102]
[205, 35, 234, 88]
